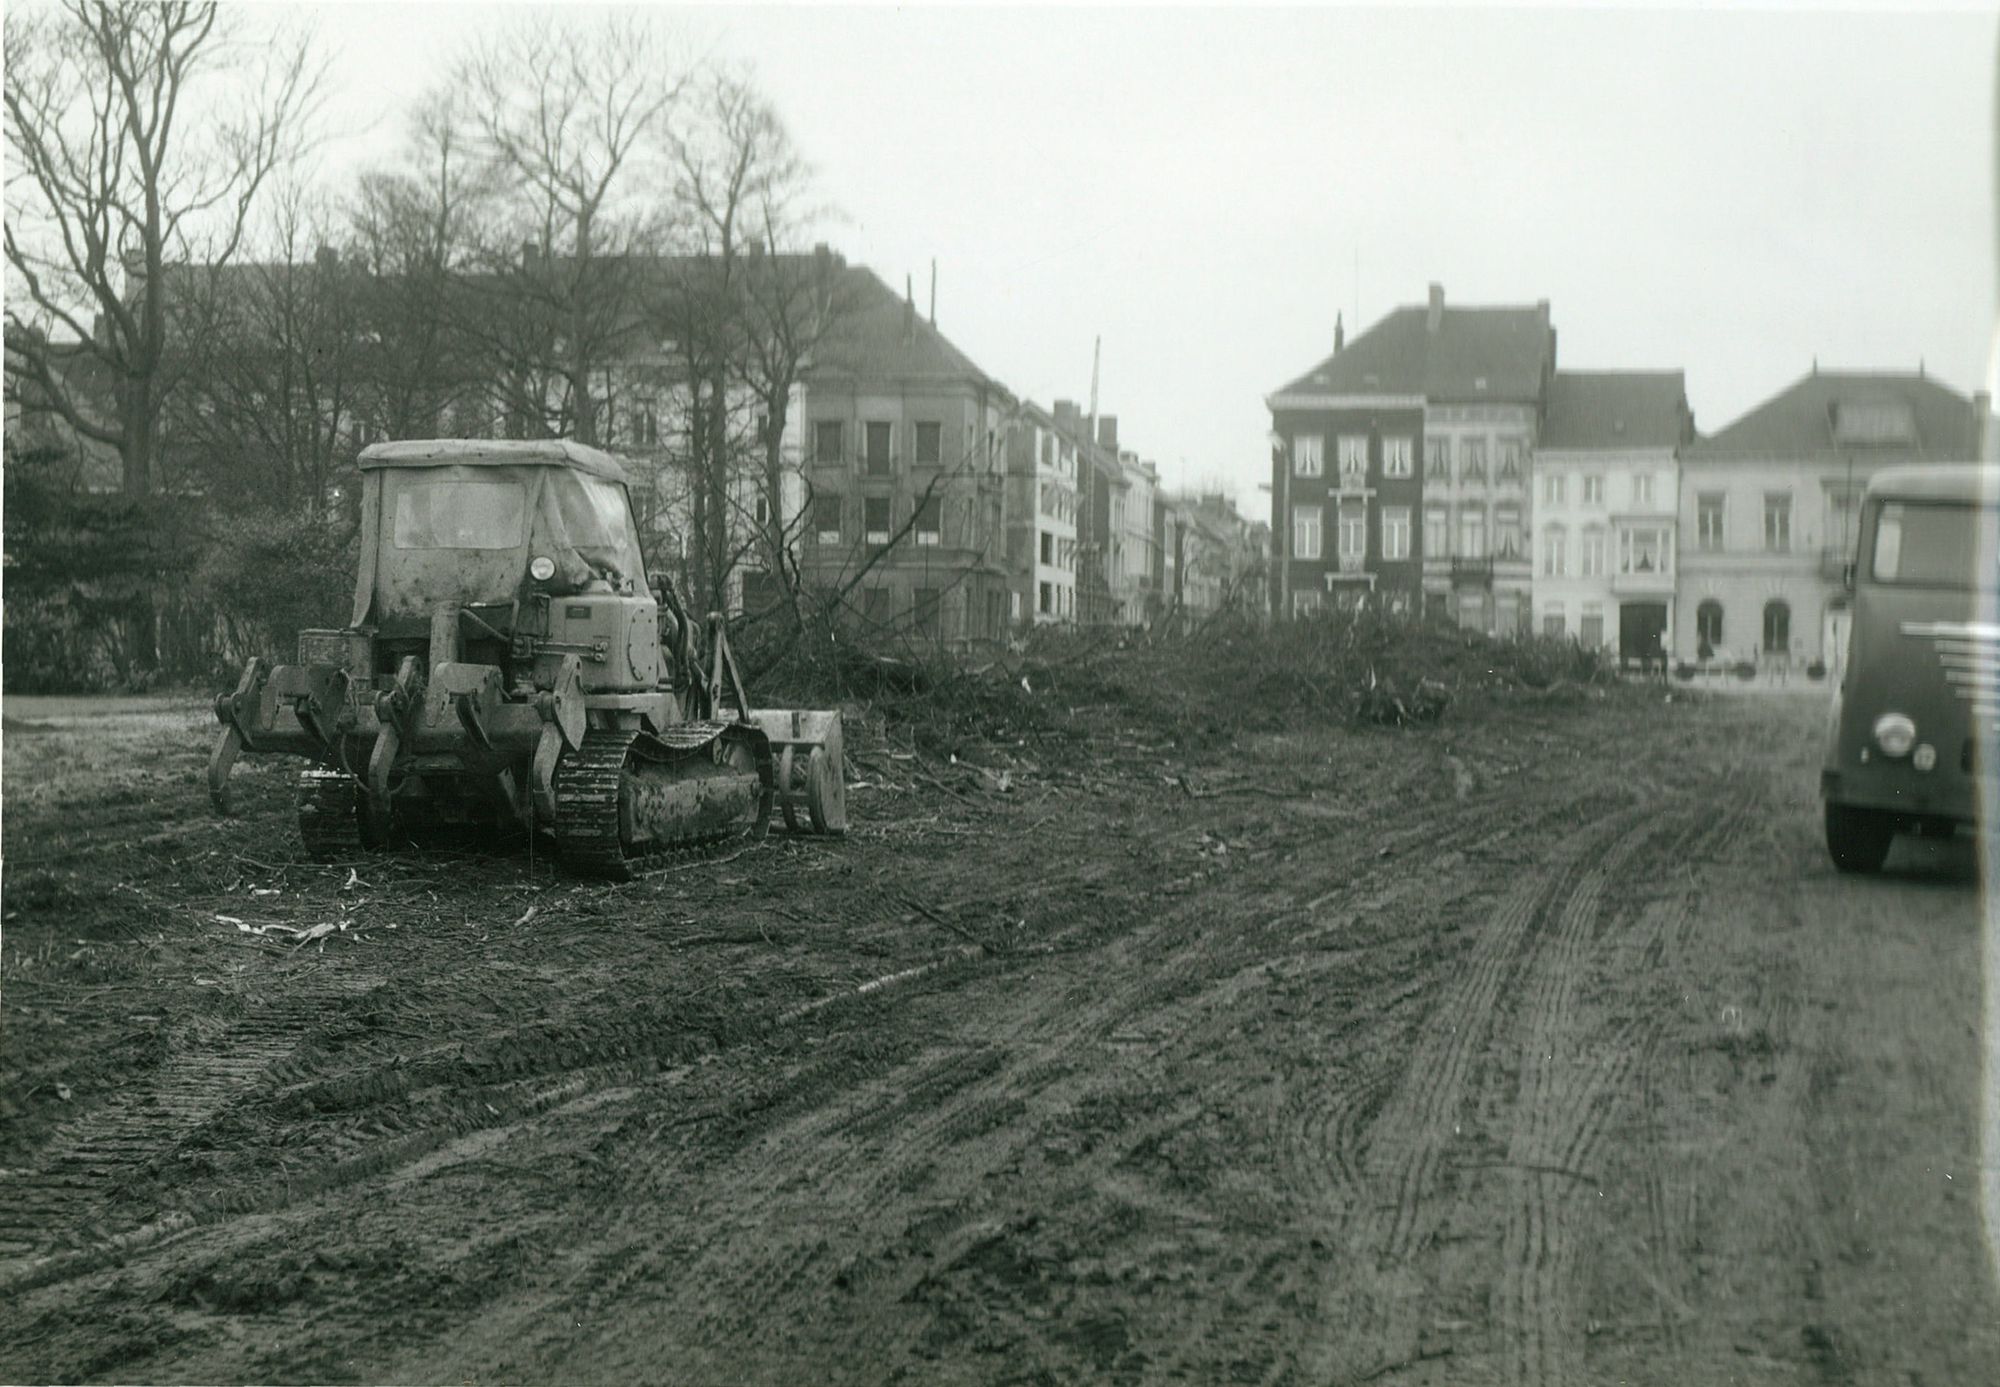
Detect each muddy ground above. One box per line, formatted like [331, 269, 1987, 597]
[2, 688, 1996, 1385]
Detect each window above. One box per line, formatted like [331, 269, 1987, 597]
[815, 494, 844, 544]
[1425, 506, 1450, 558]
[1292, 434, 1324, 477]
[639, 407, 659, 446]
[1696, 599, 1723, 653]
[1543, 605, 1565, 638]
[1542, 472, 1567, 506]
[1038, 581, 1053, 615]
[1039, 531, 1053, 565]
[1542, 525, 1567, 577]
[1383, 437, 1413, 479]
[1338, 435, 1369, 482]
[1580, 603, 1605, 646]
[1424, 437, 1451, 479]
[864, 496, 891, 543]
[1633, 473, 1655, 507]
[1460, 438, 1487, 482]
[1580, 527, 1606, 577]
[1382, 506, 1411, 561]
[814, 420, 844, 463]
[1582, 474, 1604, 505]
[1697, 493, 1725, 550]
[1497, 440, 1522, 481]
[753, 494, 771, 526]
[1494, 504, 1522, 559]
[1338, 503, 1367, 564]
[1762, 599, 1790, 655]
[865, 422, 893, 476]
[1763, 493, 1791, 551]
[914, 587, 941, 640]
[915, 495, 942, 546]
[916, 421, 943, 465]
[1459, 508, 1486, 559]
[1619, 526, 1668, 574]
[391, 478, 527, 550]
[1293, 504, 1323, 560]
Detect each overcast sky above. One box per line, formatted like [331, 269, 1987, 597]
[298, 1, 1995, 510]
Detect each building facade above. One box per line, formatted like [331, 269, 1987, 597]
[1004, 402, 1079, 626]
[1269, 285, 1553, 623]
[1675, 368, 1990, 671]
[1530, 371, 1693, 662]
[797, 271, 1016, 647]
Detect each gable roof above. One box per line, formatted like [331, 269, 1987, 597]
[805, 266, 1003, 390]
[1688, 369, 1982, 462]
[1270, 297, 1555, 404]
[1539, 370, 1691, 450]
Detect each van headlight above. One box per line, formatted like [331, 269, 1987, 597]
[1872, 712, 1917, 758]
[529, 555, 556, 581]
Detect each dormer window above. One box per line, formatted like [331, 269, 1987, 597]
[1832, 400, 1916, 444]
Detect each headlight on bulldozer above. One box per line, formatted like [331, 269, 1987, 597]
[529, 555, 556, 581]
[1872, 712, 1917, 758]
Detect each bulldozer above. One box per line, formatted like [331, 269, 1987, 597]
[208, 439, 845, 878]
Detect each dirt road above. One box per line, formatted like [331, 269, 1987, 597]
[3, 690, 1995, 1384]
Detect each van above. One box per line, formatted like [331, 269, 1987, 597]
[1821, 464, 2000, 872]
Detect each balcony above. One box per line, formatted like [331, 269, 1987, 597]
[1450, 556, 1494, 586]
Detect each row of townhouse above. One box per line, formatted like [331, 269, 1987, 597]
[777, 264, 1265, 644]
[1268, 283, 1994, 672]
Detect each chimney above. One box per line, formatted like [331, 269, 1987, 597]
[1334, 312, 1345, 354]
[1427, 282, 1444, 333]
[1054, 399, 1082, 434]
[315, 244, 337, 270]
[1098, 415, 1119, 450]
[904, 274, 915, 345]
[522, 239, 539, 269]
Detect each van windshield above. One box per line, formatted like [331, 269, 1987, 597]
[1869, 500, 1998, 589]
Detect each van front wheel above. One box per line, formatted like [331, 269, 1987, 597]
[1825, 802, 1894, 874]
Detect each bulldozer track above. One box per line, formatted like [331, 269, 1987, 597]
[553, 726, 767, 880]
[296, 769, 372, 860]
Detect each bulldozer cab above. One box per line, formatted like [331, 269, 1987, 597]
[351, 439, 649, 625]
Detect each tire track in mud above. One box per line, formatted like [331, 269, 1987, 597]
[1493, 784, 1760, 1387]
[456, 771, 1640, 1382]
[387, 770, 1580, 1381]
[0, 977, 380, 1285]
[1301, 806, 1640, 1385]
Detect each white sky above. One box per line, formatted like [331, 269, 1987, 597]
[285, 3, 1996, 509]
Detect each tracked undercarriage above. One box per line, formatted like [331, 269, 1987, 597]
[210, 439, 846, 877]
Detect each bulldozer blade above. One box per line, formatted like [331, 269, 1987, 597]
[208, 724, 245, 816]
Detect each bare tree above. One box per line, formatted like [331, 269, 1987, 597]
[459, 10, 687, 445]
[662, 68, 845, 621]
[347, 89, 495, 441]
[4, 0, 323, 495]
[163, 185, 359, 516]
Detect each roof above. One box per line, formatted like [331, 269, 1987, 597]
[1539, 371, 1691, 450]
[358, 438, 629, 482]
[806, 266, 1003, 390]
[1689, 370, 1982, 462]
[1270, 297, 1554, 403]
[1864, 462, 2000, 503]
